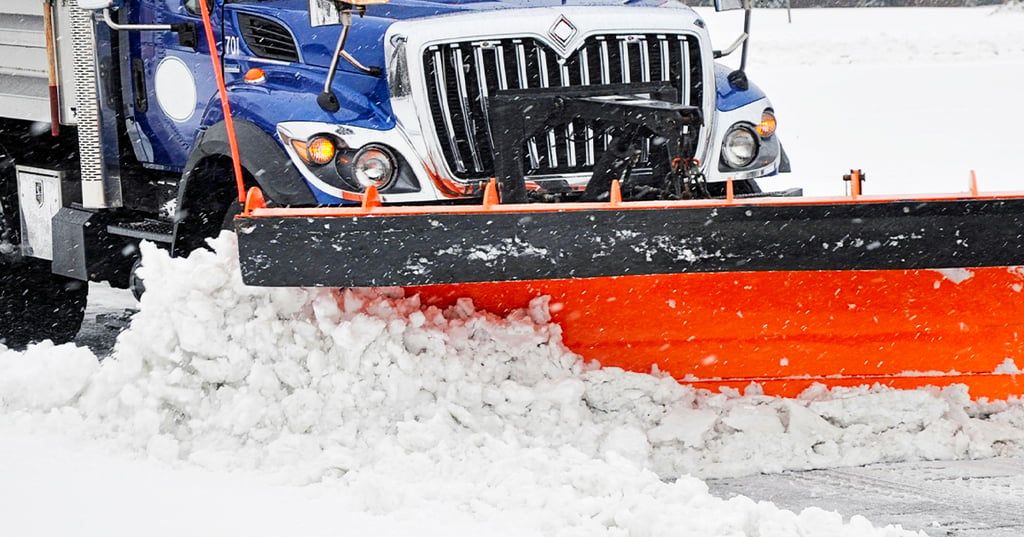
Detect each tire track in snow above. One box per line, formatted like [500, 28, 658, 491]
[708, 457, 1024, 536]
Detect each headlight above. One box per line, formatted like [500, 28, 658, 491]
[721, 127, 758, 168]
[352, 145, 397, 190]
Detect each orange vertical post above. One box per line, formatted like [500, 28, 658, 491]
[198, 0, 247, 203]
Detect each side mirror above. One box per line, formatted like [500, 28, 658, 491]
[714, 0, 745, 11]
[309, 0, 388, 27]
[712, 0, 753, 88]
[79, 0, 120, 10]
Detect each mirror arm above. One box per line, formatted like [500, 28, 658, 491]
[339, 50, 382, 77]
[739, 2, 752, 72]
[728, 3, 753, 91]
[712, 32, 747, 60]
[318, 8, 353, 112]
[101, 8, 198, 50]
[318, 4, 382, 112]
[102, 8, 171, 31]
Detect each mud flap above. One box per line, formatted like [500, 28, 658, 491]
[235, 196, 1024, 288]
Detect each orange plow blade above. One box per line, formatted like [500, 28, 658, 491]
[411, 267, 1024, 400]
[235, 191, 1024, 400]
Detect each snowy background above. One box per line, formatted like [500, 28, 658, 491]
[730, 6, 1024, 197]
[2, 7, 1024, 537]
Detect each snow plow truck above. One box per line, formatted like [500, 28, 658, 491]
[0, 0, 1021, 400]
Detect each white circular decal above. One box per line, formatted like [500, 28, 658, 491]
[154, 56, 198, 123]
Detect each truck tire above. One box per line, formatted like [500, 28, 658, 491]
[0, 141, 88, 350]
[175, 157, 246, 256]
[0, 258, 88, 349]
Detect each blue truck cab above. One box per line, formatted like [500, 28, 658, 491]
[0, 0, 787, 346]
[120, 0, 789, 206]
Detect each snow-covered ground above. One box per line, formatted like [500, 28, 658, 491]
[3, 6, 1024, 537]
[712, 6, 1024, 197]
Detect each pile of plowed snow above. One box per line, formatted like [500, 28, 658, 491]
[2, 234, 1024, 536]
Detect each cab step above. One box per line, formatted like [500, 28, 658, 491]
[107, 219, 174, 244]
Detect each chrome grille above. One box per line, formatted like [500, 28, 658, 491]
[423, 33, 703, 180]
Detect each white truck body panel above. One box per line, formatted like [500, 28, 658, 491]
[0, 0, 78, 125]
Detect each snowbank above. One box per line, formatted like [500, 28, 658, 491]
[3, 235, 1023, 536]
[5, 236, 1023, 481]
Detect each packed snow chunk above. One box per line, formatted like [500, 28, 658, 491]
[600, 426, 652, 466]
[932, 268, 974, 285]
[808, 388, 947, 433]
[780, 400, 840, 444]
[648, 407, 719, 447]
[995, 358, 1022, 374]
[0, 342, 99, 410]
[721, 404, 785, 434]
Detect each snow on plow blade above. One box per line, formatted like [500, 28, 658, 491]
[235, 191, 1024, 400]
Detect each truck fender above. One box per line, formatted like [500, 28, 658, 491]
[179, 119, 317, 207]
[714, 63, 767, 112]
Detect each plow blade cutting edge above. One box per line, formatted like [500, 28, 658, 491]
[235, 191, 1024, 400]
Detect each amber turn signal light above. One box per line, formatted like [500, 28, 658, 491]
[291, 136, 337, 166]
[306, 136, 337, 165]
[243, 68, 267, 84]
[757, 110, 777, 138]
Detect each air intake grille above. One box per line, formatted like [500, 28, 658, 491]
[238, 14, 299, 63]
[423, 34, 703, 180]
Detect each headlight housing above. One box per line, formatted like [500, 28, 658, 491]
[721, 126, 759, 168]
[342, 144, 398, 190]
[278, 123, 422, 200]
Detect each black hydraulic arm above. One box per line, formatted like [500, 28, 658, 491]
[486, 84, 702, 203]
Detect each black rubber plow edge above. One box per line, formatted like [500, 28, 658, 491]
[235, 197, 1024, 287]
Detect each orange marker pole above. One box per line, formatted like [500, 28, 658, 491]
[198, 0, 246, 203]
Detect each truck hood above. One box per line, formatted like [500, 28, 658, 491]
[229, 0, 674, 21]
[227, 0, 688, 70]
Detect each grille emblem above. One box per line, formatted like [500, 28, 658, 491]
[548, 15, 578, 53]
